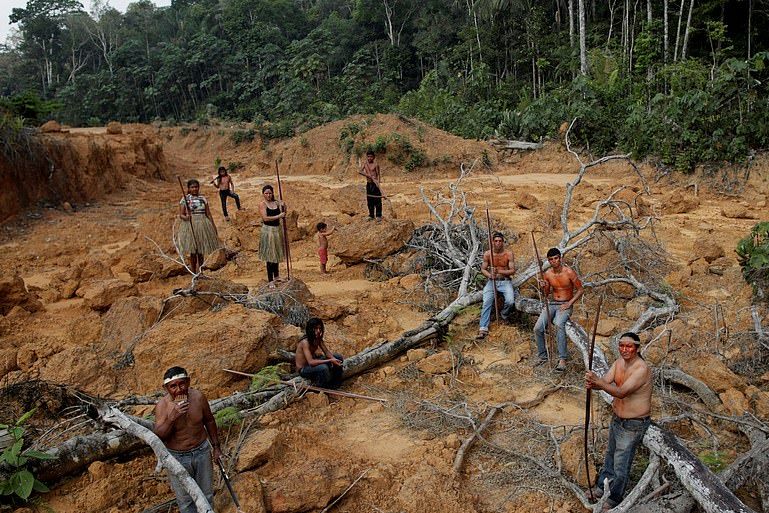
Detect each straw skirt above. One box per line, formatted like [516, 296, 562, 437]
[176, 215, 221, 256]
[260, 224, 285, 263]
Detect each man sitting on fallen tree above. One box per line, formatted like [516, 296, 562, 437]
[154, 366, 222, 513]
[585, 332, 652, 511]
[295, 317, 344, 388]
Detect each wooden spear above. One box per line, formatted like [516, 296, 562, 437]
[584, 294, 604, 501]
[531, 233, 554, 363]
[274, 160, 292, 279]
[485, 204, 500, 322]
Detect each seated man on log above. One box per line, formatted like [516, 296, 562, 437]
[585, 332, 652, 511]
[154, 367, 222, 513]
[533, 247, 583, 371]
[476, 232, 518, 340]
[296, 317, 344, 388]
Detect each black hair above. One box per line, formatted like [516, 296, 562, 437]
[186, 179, 200, 188]
[262, 184, 274, 193]
[366, 150, 375, 156]
[620, 332, 641, 345]
[217, 166, 227, 175]
[305, 317, 324, 345]
[317, 222, 327, 231]
[546, 247, 561, 258]
[163, 366, 188, 381]
[492, 232, 505, 241]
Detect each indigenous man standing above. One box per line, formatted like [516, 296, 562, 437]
[358, 150, 383, 221]
[154, 367, 222, 513]
[476, 232, 517, 340]
[533, 247, 583, 371]
[586, 332, 652, 511]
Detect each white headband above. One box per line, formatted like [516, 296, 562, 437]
[163, 373, 189, 385]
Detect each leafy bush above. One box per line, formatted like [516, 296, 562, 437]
[213, 407, 242, 428]
[249, 363, 291, 391]
[736, 222, 769, 301]
[386, 132, 427, 171]
[230, 128, 256, 144]
[0, 410, 56, 503]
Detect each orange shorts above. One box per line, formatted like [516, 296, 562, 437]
[318, 247, 328, 265]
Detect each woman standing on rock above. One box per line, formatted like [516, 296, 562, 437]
[259, 184, 287, 286]
[176, 179, 221, 274]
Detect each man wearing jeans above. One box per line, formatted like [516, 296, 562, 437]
[586, 332, 652, 511]
[533, 247, 583, 371]
[154, 367, 221, 513]
[476, 232, 517, 340]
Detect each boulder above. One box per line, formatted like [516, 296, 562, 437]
[511, 191, 539, 210]
[0, 275, 43, 315]
[624, 296, 652, 319]
[80, 258, 115, 281]
[679, 354, 745, 393]
[690, 240, 725, 263]
[202, 248, 228, 271]
[128, 253, 187, 282]
[689, 257, 709, 275]
[417, 351, 453, 375]
[721, 205, 758, 219]
[39, 348, 117, 395]
[407, 348, 429, 362]
[263, 460, 349, 513]
[236, 429, 282, 472]
[744, 386, 769, 418]
[662, 190, 699, 214]
[596, 318, 622, 337]
[400, 273, 424, 289]
[214, 472, 266, 513]
[100, 297, 163, 355]
[333, 218, 414, 264]
[40, 120, 62, 133]
[78, 279, 138, 311]
[0, 348, 19, 379]
[719, 388, 749, 416]
[105, 121, 123, 134]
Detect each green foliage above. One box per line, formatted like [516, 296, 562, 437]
[0, 92, 61, 125]
[736, 222, 769, 301]
[0, 409, 56, 504]
[213, 407, 242, 428]
[249, 363, 291, 391]
[230, 128, 256, 144]
[698, 450, 730, 472]
[386, 132, 427, 171]
[227, 161, 244, 173]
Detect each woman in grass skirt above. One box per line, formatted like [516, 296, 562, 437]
[259, 184, 287, 285]
[176, 179, 221, 273]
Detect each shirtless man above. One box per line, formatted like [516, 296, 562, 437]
[586, 332, 652, 510]
[154, 367, 221, 513]
[358, 150, 382, 221]
[476, 232, 517, 340]
[210, 166, 241, 220]
[533, 247, 584, 371]
[295, 317, 344, 388]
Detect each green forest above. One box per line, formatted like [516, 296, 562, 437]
[1, 0, 768, 169]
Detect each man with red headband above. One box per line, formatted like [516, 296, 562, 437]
[154, 366, 222, 513]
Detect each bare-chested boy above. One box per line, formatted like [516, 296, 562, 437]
[154, 367, 221, 513]
[586, 332, 652, 510]
[358, 150, 382, 221]
[316, 222, 335, 273]
[210, 166, 241, 220]
[533, 247, 583, 371]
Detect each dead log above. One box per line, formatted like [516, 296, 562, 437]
[657, 368, 721, 410]
[488, 138, 544, 151]
[453, 406, 500, 474]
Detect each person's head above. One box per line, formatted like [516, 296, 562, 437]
[366, 150, 375, 162]
[262, 184, 274, 200]
[305, 317, 324, 344]
[618, 332, 641, 360]
[162, 366, 190, 399]
[217, 166, 227, 176]
[546, 247, 561, 268]
[492, 232, 505, 251]
[186, 179, 200, 195]
[317, 222, 327, 232]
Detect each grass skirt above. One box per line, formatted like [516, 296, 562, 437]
[175, 215, 221, 256]
[260, 224, 285, 263]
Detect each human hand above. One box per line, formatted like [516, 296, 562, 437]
[171, 399, 189, 420]
[559, 303, 570, 311]
[585, 371, 597, 389]
[213, 447, 223, 462]
[328, 358, 342, 367]
[537, 279, 546, 288]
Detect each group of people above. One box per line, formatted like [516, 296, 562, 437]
[167, 160, 651, 513]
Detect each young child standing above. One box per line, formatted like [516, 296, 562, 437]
[316, 222, 335, 273]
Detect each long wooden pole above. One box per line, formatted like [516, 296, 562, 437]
[531, 233, 554, 363]
[584, 294, 604, 501]
[177, 177, 200, 259]
[274, 160, 292, 279]
[485, 204, 500, 322]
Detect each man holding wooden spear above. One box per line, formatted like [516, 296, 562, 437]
[476, 232, 517, 340]
[154, 367, 222, 513]
[586, 332, 652, 511]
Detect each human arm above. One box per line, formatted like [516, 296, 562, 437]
[561, 269, 584, 310]
[499, 250, 516, 278]
[201, 394, 222, 461]
[301, 340, 338, 367]
[587, 363, 648, 399]
[585, 362, 617, 393]
[481, 251, 493, 279]
[179, 199, 190, 221]
[321, 226, 336, 237]
[228, 177, 235, 193]
[153, 398, 187, 441]
[320, 340, 342, 366]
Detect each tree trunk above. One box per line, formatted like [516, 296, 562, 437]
[673, 0, 684, 61]
[569, 0, 575, 48]
[664, 0, 669, 62]
[578, 0, 588, 74]
[681, 0, 694, 59]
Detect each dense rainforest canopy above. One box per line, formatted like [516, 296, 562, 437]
[1, 0, 768, 168]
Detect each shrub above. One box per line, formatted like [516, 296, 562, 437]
[736, 222, 769, 301]
[0, 410, 56, 503]
[214, 407, 242, 428]
[249, 363, 291, 391]
[230, 128, 256, 144]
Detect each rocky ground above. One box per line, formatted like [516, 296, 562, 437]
[1, 115, 768, 513]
